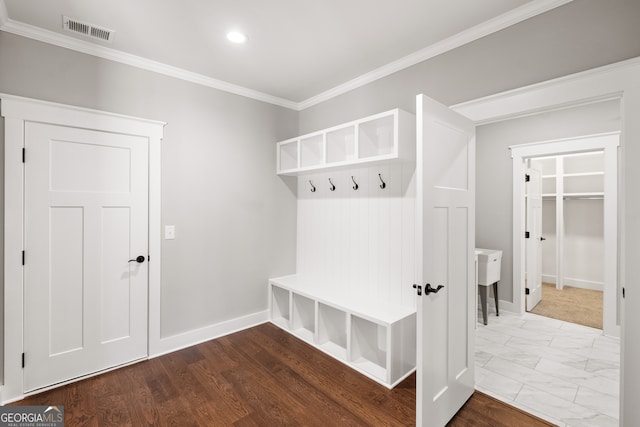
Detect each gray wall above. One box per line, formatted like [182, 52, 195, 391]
[475, 100, 621, 303]
[298, 0, 640, 134]
[0, 32, 298, 338]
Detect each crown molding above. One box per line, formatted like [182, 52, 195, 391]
[0, 17, 298, 110]
[0, 0, 574, 112]
[297, 0, 575, 110]
[450, 56, 640, 124]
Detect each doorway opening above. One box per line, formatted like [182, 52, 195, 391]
[527, 151, 605, 330]
[512, 133, 619, 337]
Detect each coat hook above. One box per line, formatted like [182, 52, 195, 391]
[351, 176, 359, 190]
[378, 173, 386, 189]
[329, 178, 336, 191]
[309, 180, 316, 192]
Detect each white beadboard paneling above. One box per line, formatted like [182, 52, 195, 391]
[296, 164, 415, 309]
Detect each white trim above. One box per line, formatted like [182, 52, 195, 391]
[150, 311, 269, 358]
[0, 19, 297, 111]
[510, 133, 619, 338]
[0, 0, 7, 27]
[298, 0, 575, 110]
[1, 94, 164, 404]
[0, 0, 573, 111]
[451, 56, 640, 124]
[541, 274, 605, 292]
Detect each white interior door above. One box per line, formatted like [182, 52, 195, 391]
[24, 122, 149, 392]
[415, 94, 475, 426]
[525, 167, 543, 311]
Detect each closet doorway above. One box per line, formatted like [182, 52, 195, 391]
[528, 151, 605, 329]
[511, 132, 620, 337]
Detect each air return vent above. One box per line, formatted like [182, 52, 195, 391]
[63, 15, 114, 42]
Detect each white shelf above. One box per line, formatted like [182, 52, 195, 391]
[268, 275, 416, 388]
[276, 109, 415, 175]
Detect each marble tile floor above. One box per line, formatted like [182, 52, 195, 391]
[475, 310, 620, 427]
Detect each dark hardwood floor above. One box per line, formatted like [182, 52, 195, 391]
[14, 323, 553, 426]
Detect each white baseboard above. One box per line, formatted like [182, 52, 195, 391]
[541, 274, 604, 291]
[150, 310, 269, 358]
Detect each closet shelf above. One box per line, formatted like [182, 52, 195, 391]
[276, 109, 415, 176]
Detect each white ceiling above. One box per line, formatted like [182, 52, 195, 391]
[0, 0, 573, 109]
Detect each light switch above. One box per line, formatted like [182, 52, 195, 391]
[165, 225, 175, 240]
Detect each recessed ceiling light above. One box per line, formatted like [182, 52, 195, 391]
[226, 31, 247, 44]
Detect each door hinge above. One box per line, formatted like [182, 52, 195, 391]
[622, 287, 625, 299]
[525, 231, 530, 239]
[525, 174, 530, 182]
[22, 148, 25, 163]
[22, 250, 25, 266]
[22, 352, 25, 368]
[148, 255, 150, 262]
[525, 288, 530, 295]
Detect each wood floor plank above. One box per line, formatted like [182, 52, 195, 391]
[13, 322, 554, 427]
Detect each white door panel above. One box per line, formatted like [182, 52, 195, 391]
[24, 122, 149, 392]
[526, 168, 543, 311]
[416, 95, 475, 426]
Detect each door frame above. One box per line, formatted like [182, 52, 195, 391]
[511, 133, 620, 337]
[450, 57, 640, 423]
[1, 94, 165, 403]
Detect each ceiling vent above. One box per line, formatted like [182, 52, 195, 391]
[63, 15, 115, 42]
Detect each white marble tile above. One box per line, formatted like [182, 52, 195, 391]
[484, 357, 578, 402]
[564, 413, 619, 427]
[475, 350, 493, 367]
[536, 357, 620, 397]
[515, 385, 601, 425]
[475, 366, 523, 401]
[574, 387, 620, 419]
[474, 309, 620, 425]
[550, 335, 596, 351]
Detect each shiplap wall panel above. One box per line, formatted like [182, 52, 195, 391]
[296, 164, 416, 309]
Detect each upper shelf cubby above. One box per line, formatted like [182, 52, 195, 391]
[276, 109, 415, 175]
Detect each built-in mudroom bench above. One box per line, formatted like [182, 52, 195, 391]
[269, 275, 416, 388]
[269, 108, 417, 389]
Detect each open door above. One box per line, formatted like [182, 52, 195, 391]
[415, 94, 475, 426]
[525, 167, 543, 311]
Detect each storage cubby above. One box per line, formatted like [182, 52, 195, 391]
[542, 177, 556, 195]
[300, 134, 324, 168]
[279, 141, 298, 172]
[318, 303, 348, 360]
[358, 114, 394, 158]
[564, 152, 603, 174]
[292, 293, 315, 343]
[326, 125, 356, 164]
[275, 109, 415, 175]
[271, 285, 290, 329]
[350, 316, 387, 381]
[564, 173, 604, 194]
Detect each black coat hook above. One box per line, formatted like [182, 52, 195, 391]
[378, 173, 386, 189]
[351, 176, 359, 190]
[309, 180, 316, 192]
[329, 178, 336, 191]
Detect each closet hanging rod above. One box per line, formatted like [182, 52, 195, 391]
[563, 196, 604, 200]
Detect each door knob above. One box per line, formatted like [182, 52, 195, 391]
[425, 283, 444, 295]
[128, 255, 145, 263]
[540, 236, 546, 241]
